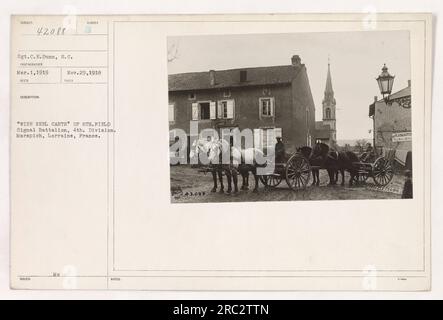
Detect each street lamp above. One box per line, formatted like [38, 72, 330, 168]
[376, 64, 395, 103]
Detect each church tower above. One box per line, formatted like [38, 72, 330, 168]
[322, 61, 337, 142]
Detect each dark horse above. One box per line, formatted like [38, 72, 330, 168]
[298, 143, 360, 186]
[297, 144, 331, 185]
[334, 150, 360, 186]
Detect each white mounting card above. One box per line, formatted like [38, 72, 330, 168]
[10, 13, 432, 290]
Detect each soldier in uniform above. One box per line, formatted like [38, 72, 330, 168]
[275, 136, 286, 164]
[365, 142, 373, 153]
[360, 142, 374, 162]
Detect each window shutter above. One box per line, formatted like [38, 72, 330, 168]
[169, 129, 176, 142]
[262, 129, 268, 149]
[267, 129, 275, 149]
[253, 129, 261, 149]
[271, 98, 275, 116]
[258, 99, 262, 120]
[191, 103, 199, 120]
[217, 101, 223, 118]
[168, 104, 175, 122]
[227, 100, 234, 119]
[210, 102, 216, 119]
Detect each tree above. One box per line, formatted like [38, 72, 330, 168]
[167, 40, 180, 63]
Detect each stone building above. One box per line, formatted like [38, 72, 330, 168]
[369, 81, 412, 169]
[168, 55, 316, 156]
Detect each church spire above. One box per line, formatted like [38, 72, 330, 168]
[320, 58, 337, 143]
[323, 60, 335, 105]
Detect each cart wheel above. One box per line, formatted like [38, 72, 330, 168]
[285, 154, 311, 190]
[260, 175, 283, 188]
[372, 157, 394, 186]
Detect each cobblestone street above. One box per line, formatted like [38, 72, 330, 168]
[170, 165, 405, 203]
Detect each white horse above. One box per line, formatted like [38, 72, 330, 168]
[190, 138, 237, 193]
[203, 138, 266, 193]
[189, 139, 211, 161]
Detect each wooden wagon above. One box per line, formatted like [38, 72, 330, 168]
[259, 153, 312, 191]
[351, 155, 395, 186]
[259, 151, 394, 190]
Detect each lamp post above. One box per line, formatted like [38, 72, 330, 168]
[376, 64, 395, 103]
[373, 64, 395, 155]
[371, 96, 377, 155]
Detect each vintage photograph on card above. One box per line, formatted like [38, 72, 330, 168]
[168, 31, 413, 203]
[10, 14, 432, 291]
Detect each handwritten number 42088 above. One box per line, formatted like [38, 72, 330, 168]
[36, 27, 66, 36]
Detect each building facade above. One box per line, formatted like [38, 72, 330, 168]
[315, 62, 337, 146]
[168, 55, 316, 155]
[369, 81, 412, 169]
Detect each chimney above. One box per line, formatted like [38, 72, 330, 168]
[408, 79, 411, 87]
[291, 55, 301, 67]
[374, 96, 378, 103]
[240, 70, 247, 82]
[209, 70, 216, 86]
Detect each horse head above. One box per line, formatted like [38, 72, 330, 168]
[206, 140, 220, 164]
[310, 142, 330, 160]
[189, 138, 211, 162]
[206, 138, 231, 164]
[189, 140, 198, 161]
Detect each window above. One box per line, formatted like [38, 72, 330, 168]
[188, 93, 196, 100]
[223, 90, 231, 98]
[220, 101, 228, 118]
[217, 100, 234, 119]
[259, 97, 275, 118]
[240, 70, 247, 82]
[200, 102, 210, 120]
[263, 100, 272, 116]
[325, 107, 331, 119]
[168, 103, 175, 122]
[191, 101, 217, 121]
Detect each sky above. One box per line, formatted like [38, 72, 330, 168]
[167, 31, 410, 141]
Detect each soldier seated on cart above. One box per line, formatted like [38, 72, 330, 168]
[360, 142, 374, 162]
[275, 136, 286, 164]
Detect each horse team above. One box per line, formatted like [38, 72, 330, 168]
[190, 138, 362, 194]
